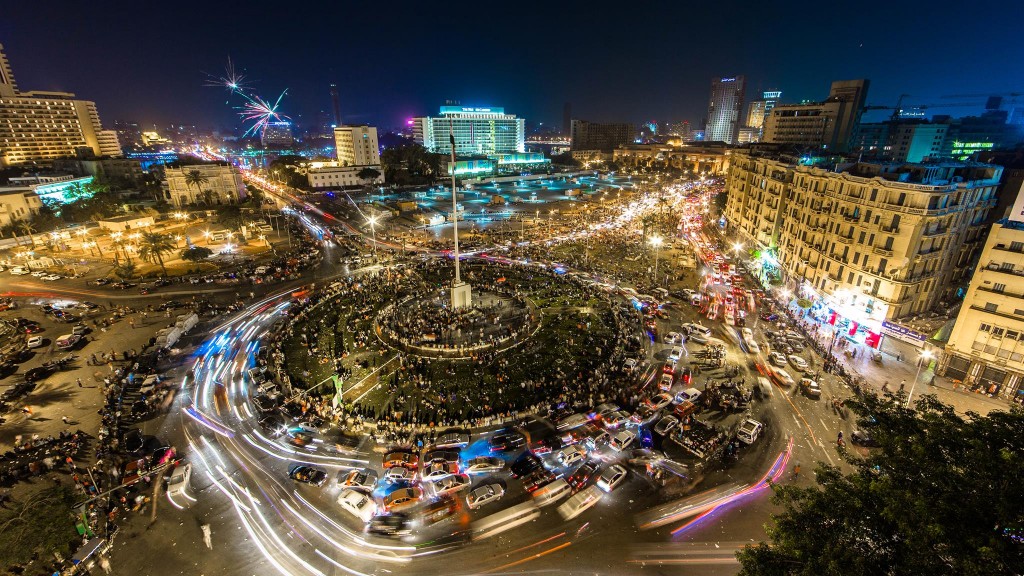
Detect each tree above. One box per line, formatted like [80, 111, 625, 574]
[184, 169, 209, 204]
[181, 246, 213, 262]
[113, 261, 136, 280]
[357, 167, 381, 182]
[0, 484, 79, 572]
[736, 393, 1024, 576]
[138, 231, 175, 276]
[16, 219, 36, 248]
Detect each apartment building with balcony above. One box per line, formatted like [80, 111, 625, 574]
[940, 186, 1024, 400]
[725, 149, 1000, 349]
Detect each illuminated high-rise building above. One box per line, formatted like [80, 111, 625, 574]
[705, 76, 746, 144]
[763, 80, 868, 152]
[0, 43, 120, 166]
[261, 121, 294, 148]
[412, 105, 525, 155]
[334, 125, 380, 166]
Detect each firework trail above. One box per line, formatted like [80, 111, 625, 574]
[204, 57, 289, 137]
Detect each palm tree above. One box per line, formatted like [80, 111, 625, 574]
[138, 232, 175, 276]
[17, 220, 36, 248]
[184, 170, 209, 205]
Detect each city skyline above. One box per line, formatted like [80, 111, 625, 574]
[3, 1, 1023, 132]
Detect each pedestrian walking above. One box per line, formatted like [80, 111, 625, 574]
[793, 463, 801, 479]
[201, 523, 213, 550]
[62, 415, 69, 425]
[77, 378, 83, 388]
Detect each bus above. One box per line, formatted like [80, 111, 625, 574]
[471, 501, 540, 540]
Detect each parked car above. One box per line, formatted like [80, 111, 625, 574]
[423, 450, 460, 464]
[166, 463, 192, 497]
[338, 469, 378, 492]
[435, 432, 470, 449]
[788, 355, 809, 371]
[800, 378, 821, 399]
[288, 465, 328, 486]
[568, 461, 599, 492]
[383, 487, 423, 512]
[383, 452, 419, 470]
[653, 415, 679, 436]
[488, 431, 525, 452]
[555, 445, 587, 467]
[772, 369, 796, 387]
[737, 419, 764, 444]
[466, 483, 505, 510]
[424, 474, 470, 498]
[510, 452, 542, 478]
[596, 465, 627, 492]
[422, 461, 459, 480]
[611, 429, 636, 451]
[26, 336, 44, 349]
[769, 352, 788, 367]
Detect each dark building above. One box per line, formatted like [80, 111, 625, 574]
[570, 119, 635, 151]
[562, 102, 571, 135]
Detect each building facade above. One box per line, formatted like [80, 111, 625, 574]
[262, 121, 294, 148]
[569, 119, 635, 151]
[724, 151, 999, 338]
[334, 125, 380, 166]
[613, 143, 730, 175]
[854, 121, 948, 163]
[0, 188, 44, 226]
[941, 209, 1024, 401]
[763, 80, 868, 152]
[705, 76, 746, 144]
[412, 106, 525, 156]
[163, 162, 246, 206]
[0, 43, 120, 166]
[307, 162, 384, 189]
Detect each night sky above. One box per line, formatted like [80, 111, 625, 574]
[3, 0, 1023, 133]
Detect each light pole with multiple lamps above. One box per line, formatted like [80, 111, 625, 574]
[650, 235, 663, 284]
[905, 349, 935, 407]
[367, 215, 379, 264]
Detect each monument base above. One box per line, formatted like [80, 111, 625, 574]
[450, 281, 473, 309]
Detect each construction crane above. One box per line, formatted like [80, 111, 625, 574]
[863, 94, 979, 121]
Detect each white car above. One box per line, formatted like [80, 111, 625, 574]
[557, 485, 603, 520]
[653, 415, 679, 436]
[42, 274, 62, 281]
[611, 429, 636, 452]
[788, 355, 808, 371]
[665, 331, 682, 345]
[424, 474, 470, 498]
[338, 469, 378, 492]
[595, 403, 621, 417]
[773, 369, 796, 387]
[769, 352, 788, 367]
[435, 432, 470, 449]
[166, 463, 192, 497]
[26, 336, 43, 349]
[668, 347, 683, 361]
[737, 419, 764, 445]
[463, 456, 504, 474]
[10, 267, 29, 275]
[337, 489, 377, 523]
[555, 445, 587, 467]
[30, 271, 46, 277]
[466, 483, 504, 510]
[658, 373, 674, 392]
[646, 393, 673, 411]
[603, 410, 630, 429]
[596, 464, 627, 492]
[422, 461, 458, 480]
[682, 322, 711, 336]
[384, 466, 416, 482]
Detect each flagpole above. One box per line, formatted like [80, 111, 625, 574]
[449, 119, 461, 285]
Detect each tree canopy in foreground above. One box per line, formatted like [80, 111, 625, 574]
[737, 393, 1023, 576]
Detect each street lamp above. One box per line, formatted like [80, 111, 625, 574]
[906, 350, 935, 407]
[732, 242, 743, 257]
[650, 235, 663, 283]
[367, 215, 378, 263]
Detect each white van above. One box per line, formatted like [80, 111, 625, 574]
[472, 501, 540, 540]
[757, 377, 773, 399]
[531, 478, 571, 507]
[557, 485, 603, 520]
[56, 334, 81, 350]
[737, 419, 764, 444]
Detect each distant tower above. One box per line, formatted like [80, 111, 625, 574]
[705, 76, 746, 144]
[329, 82, 342, 126]
[0, 43, 19, 97]
[562, 102, 572, 135]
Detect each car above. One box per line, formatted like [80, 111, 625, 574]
[422, 461, 459, 480]
[568, 461, 599, 491]
[424, 450, 460, 464]
[622, 358, 639, 372]
[510, 452, 543, 478]
[668, 346, 683, 361]
[41, 274, 62, 281]
[90, 278, 111, 285]
[630, 404, 657, 425]
[466, 483, 505, 510]
[800, 378, 822, 399]
[156, 300, 183, 311]
[522, 468, 556, 493]
[286, 431, 314, 447]
[653, 415, 679, 436]
[288, 465, 328, 486]
[488, 431, 525, 452]
[383, 452, 419, 469]
[383, 466, 416, 482]
[627, 448, 667, 466]
[664, 331, 682, 344]
[383, 487, 423, 512]
[338, 469, 378, 492]
[10, 267, 29, 275]
[788, 355, 808, 371]
[71, 324, 89, 336]
[769, 352, 788, 367]
[646, 392, 673, 411]
[24, 366, 54, 382]
[681, 322, 711, 336]
[555, 445, 587, 467]
[166, 463, 192, 497]
[673, 387, 701, 405]
[658, 373, 674, 392]
[596, 464, 628, 492]
[611, 429, 636, 451]
[662, 361, 676, 375]
[463, 456, 505, 474]
[772, 369, 796, 387]
[26, 336, 43, 349]
[529, 435, 563, 456]
[290, 421, 320, 435]
[557, 485, 603, 520]
[424, 474, 470, 498]
[603, 410, 631, 429]
[30, 271, 46, 278]
[338, 489, 377, 523]
[556, 413, 589, 431]
[737, 419, 764, 444]
[367, 513, 411, 537]
[851, 428, 878, 447]
[258, 414, 287, 436]
[435, 432, 470, 449]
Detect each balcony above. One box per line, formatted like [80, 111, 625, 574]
[881, 225, 901, 234]
[977, 285, 1024, 300]
[993, 243, 1024, 254]
[836, 235, 853, 245]
[985, 264, 1024, 279]
[872, 246, 894, 257]
[842, 213, 860, 222]
[970, 304, 1024, 322]
[922, 226, 949, 238]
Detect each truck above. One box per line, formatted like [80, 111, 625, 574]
[175, 312, 199, 333]
[56, 334, 81, 350]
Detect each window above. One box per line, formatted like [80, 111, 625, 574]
[1006, 330, 1020, 341]
[984, 302, 998, 312]
[1001, 262, 1015, 271]
[995, 283, 1007, 293]
[1011, 241, 1024, 252]
[976, 322, 988, 333]
[992, 328, 1005, 338]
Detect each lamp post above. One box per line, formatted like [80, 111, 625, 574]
[367, 215, 378, 264]
[906, 350, 935, 407]
[650, 235, 663, 284]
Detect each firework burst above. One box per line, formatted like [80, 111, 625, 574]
[239, 90, 290, 138]
[203, 56, 250, 97]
